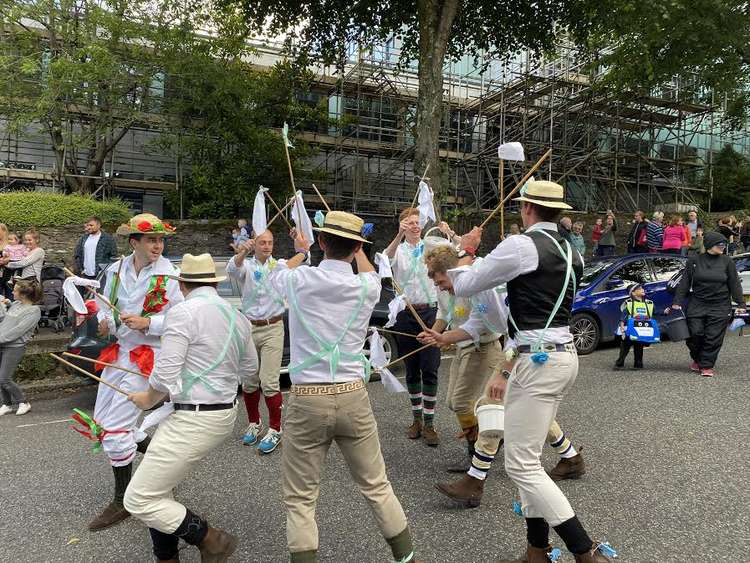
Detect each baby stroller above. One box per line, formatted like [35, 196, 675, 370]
[39, 264, 69, 332]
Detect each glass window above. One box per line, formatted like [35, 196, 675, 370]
[649, 257, 685, 281]
[579, 258, 618, 288]
[605, 259, 651, 290]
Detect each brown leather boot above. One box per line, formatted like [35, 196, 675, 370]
[547, 450, 585, 481]
[435, 473, 484, 508]
[497, 544, 554, 563]
[88, 500, 130, 531]
[422, 425, 440, 447]
[407, 418, 422, 439]
[573, 544, 615, 563]
[198, 527, 238, 563]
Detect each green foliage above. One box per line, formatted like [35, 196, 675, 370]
[0, 193, 130, 228]
[569, 0, 750, 129]
[15, 354, 58, 382]
[703, 145, 750, 212]
[160, 53, 328, 218]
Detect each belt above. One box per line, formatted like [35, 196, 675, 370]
[410, 303, 433, 311]
[173, 399, 237, 412]
[250, 315, 283, 326]
[517, 342, 576, 354]
[291, 379, 365, 396]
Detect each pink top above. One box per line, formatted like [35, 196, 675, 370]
[3, 244, 28, 261]
[661, 225, 686, 250]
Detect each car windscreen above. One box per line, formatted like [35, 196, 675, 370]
[579, 259, 618, 289]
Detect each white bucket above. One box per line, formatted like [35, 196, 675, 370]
[474, 401, 505, 439]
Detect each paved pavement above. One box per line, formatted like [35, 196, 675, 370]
[2, 334, 750, 562]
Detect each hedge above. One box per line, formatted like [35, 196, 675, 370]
[0, 192, 130, 228]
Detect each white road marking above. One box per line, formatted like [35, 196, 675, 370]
[16, 418, 70, 429]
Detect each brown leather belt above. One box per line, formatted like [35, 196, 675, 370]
[410, 303, 433, 311]
[291, 379, 365, 396]
[250, 315, 283, 326]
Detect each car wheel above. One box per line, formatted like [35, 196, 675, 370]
[365, 327, 399, 382]
[571, 313, 600, 355]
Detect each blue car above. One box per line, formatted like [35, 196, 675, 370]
[570, 254, 687, 354]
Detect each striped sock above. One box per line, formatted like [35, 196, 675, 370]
[467, 447, 495, 481]
[549, 431, 578, 459]
[407, 382, 423, 420]
[422, 384, 437, 427]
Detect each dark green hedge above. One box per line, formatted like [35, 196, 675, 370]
[0, 193, 130, 228]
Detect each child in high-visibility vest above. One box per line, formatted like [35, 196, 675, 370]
[615, 283, 655, 370]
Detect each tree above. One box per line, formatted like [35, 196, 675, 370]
[704, 145, 750, 212]
[218, 0, 750, 201]
[0, 0, 190, 193]
[160, 55, 328, 218]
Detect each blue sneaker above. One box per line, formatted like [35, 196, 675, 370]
[242, 422, 264, 446]
[257, 428, 282, 454]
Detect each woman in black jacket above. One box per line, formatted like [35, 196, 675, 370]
[669, 232, 746, 377]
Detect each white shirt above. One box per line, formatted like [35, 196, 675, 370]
[390, 240, 437, 305]
[447, 265, 508, 345]
[149, 286, 258, 404]
[226, 255, 286, 320]
[451, 222, 574, 345]
[96, 255, 184, 350]
[270, 259, 380, 385]
[437, 287, 500, 348]
[83, 232, 101, 276]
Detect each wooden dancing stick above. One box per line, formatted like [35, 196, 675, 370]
[311, 183, 331, 212]
[390, 279, 430, 332]
[62, 351, 147, 379]
[264, 192, 295, 231]
[373, 327, 419, 339]
[50, 353, 128, 396]
[480, 148, 552, 229]
[62, 267, 122, 315]
[375, 342, 435, 371]
[266, 196, 295, 229]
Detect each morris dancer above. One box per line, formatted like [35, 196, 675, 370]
[125, 253, 257, 563]
[429, 245, 504, 474]
[88, 213, 183, 531]
[270, 212, 421, 563]
[383, 207, 441, 446]
[227, 230, 285, 454]
[453, 181, 614, 562]
[421, 246, 584, 511]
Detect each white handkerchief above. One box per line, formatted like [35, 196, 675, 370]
[62, 276, 100, 315]
[139, 402, 175, 432]
[498, 142, 525, 161]
[291, 190, 315, 247]
[252, 186, 268, 236]
[385, 295, 406, 328]
[417, 180, 436, 228]
[374, 252, 393, 279]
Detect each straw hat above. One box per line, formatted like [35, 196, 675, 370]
[170, 253, 226, 283]
[117, 213, 176, 236]
[513, 180, 572, 210]
[313, 210, 371, 243]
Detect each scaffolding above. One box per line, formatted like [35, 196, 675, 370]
[303, 39, 750, 216]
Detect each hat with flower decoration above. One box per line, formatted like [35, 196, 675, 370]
[313, 210, 372, 243]
[117, 213, 176, 236]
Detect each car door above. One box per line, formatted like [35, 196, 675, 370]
[590, 258, 653, 338]
[646, 256, 687, 319]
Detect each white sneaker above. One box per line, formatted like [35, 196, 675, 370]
[15, 403, 31, 416]
[0, 404, 12, 416]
